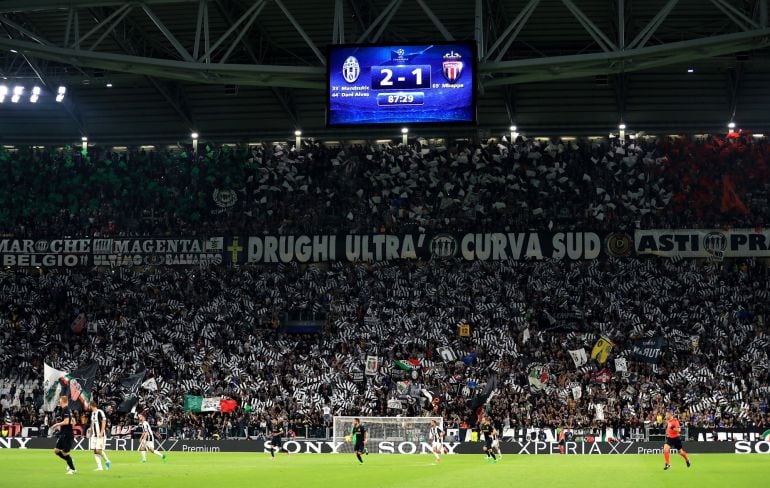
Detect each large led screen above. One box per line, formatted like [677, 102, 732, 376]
[327, 42, 476, 126]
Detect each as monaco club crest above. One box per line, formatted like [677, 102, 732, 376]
[442, 51, 463, 83]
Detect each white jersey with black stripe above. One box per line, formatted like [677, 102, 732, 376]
[142, 420, 155, 442]
[90, 409, 106, 436]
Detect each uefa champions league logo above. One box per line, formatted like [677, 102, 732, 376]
[342, 56, 360, 83]
[392, 48, 407, 63]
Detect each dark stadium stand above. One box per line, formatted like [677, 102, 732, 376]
[0, 134, 767, 238]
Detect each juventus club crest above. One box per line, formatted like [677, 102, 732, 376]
[442, 51, 463, 83]
[342, 56, 360, 83]
[429, 234, 458, 258]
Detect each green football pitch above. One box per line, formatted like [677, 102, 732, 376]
[2, 451, 769, 488]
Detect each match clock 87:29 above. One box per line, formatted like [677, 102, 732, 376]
[370, 65, 432, 90]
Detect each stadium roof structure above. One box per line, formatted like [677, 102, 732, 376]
[0, 0, 768, 144]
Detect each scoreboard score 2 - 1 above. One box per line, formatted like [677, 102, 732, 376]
[327, 42, 476, 127]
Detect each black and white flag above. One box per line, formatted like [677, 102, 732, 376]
[615, 358, 627, 372]
[629, 336, 667, 363]
[437, 346, 457, 362]
[118, 368, 146, 413]
[568, 348, 587, 368]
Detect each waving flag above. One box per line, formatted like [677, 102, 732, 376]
[615, 358, 627, 372]
[184, 395, 238, 413]
[721, 175, 749, 215]
[471, 374, 498, 410]
[64, 363, 98, 411]
[43, 363, 67, 411]
[394, 359, 421, 371]
[70, 313, 86, 334]
[44, 363, 98, 411]
[437, 346, 457, 362]
[629, 336, 667, 363]
[591, 336, 614, 364]
[569, 348, 587, 368]
[141, 378, 158, 391]
[118, 369, 146, 413]
[365, 356, 379, 375]
[528, 364, 549, 392]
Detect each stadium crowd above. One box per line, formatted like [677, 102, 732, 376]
[0, 133, 769, 440]
[0, 257, 768, 439]
[0, 132, 767, 238]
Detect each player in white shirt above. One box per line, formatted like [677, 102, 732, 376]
[322, 404, 332, 426]
[138, 413, 166, 463]
[89, 401, 111, 471]
[428, 419, 444, 462]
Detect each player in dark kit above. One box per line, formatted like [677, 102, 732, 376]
[350, 418, 368, 464]
[268, 419, 291, 459]
[663, 410, 691, 470]
[51, 395, 77, 475]
[479, 416, 497, 463]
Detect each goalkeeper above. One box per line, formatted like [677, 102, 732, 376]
[349, 418, 369, 464]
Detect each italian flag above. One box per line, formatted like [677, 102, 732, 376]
[394, 358, 421, 371]
[184, 395, 238, 413]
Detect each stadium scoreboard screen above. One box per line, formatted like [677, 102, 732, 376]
[326, 42, 477, 127]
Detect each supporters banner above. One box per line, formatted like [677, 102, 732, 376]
[240, 232, 605, 264]
[10, 229, 770, 265]
[0, 238, 91, 267]
[691, 428, 770, 442]
[634, 228, 770, 258]
[90, 237, 224, 266]
[0, 237, 224, 267]
[629, 336, 667, 364]
[1, 233, 608, 267]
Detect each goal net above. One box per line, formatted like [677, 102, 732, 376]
[332, 416, 444, 454]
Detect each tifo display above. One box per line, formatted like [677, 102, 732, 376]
[327, 42, 475, 126]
